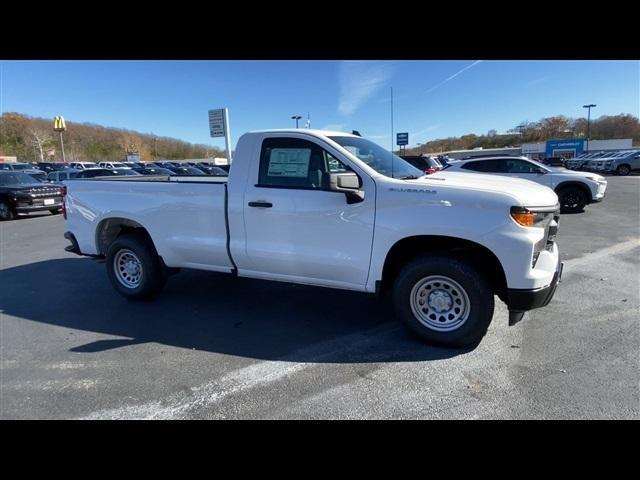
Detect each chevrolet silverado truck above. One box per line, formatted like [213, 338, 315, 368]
[63, 130, 563, 347]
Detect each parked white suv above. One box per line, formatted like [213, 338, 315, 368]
[69, 162, 99, 170]
[98, 162, 131, 170]
[446, 156, 607, 213]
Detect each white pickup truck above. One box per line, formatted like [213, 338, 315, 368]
[63, 129, 563, 347]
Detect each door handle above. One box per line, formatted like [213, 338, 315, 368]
[248, 201, 273, 208]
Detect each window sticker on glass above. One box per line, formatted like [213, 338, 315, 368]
[268, 148, 311, 178]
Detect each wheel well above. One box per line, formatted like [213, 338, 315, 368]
[380, 235, 508, 301]
[555, 182, 592, 203]
[617, 163, 631, 170]
[95, 218, 154, 255]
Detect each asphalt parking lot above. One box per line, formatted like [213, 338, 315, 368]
[1, 175, 639, 419]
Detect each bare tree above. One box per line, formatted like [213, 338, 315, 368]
[28, 126, 54, 162]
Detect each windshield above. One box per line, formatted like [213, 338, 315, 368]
[0, 172, 39, 185]
[12, 164, 32, 170]
[329, 136, 423, 179]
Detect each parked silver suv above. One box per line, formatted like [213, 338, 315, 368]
[591, 150, 640, 176]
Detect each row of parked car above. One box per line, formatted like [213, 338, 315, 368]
[565, 150, 640, 176]
[1, 160, 230, 184]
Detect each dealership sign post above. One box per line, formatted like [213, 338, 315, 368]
[209, 108, 232, 164]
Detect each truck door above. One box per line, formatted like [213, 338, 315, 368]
[241, 136, 375, 289]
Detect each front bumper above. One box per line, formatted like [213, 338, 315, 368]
[507, 259, 563, 326]
[16, 202, 63, 213]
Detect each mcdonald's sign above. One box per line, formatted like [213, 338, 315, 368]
[53, 116, 66, 132]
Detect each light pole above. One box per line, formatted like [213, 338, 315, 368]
[583, 104, 596, 152]
[291, 115, 302, 128]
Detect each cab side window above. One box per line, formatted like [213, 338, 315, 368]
[258, 138, 350, 190]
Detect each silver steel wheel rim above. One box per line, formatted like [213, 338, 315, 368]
[113, 249, 143, 289]
[410, 275, 470, 332]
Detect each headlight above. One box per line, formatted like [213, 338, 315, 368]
[510, 206, 556, 228]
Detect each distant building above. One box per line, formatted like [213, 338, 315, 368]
[0, 156, 18, 163]
[442, 138, 634, 160]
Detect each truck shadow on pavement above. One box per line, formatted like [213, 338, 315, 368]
[1, 258, 470, 363]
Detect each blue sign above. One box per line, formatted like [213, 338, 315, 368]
[545, 139, 584, 157]
[396, 132, 409, 146]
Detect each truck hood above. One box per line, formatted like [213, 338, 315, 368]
[414, 171, 558, 207]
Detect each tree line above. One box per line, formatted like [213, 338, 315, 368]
[401, 114, 640, 155]
[0, 112, 226, 162]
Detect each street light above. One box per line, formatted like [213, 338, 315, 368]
[291, 115, 302, 128]
[583, 104, 596, 152]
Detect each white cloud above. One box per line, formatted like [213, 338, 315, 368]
[425, 60, 483, 94]
[339, 61, 393, 116]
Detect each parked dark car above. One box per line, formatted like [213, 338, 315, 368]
[131, 167, 175, 176]
[0, 171, 64, 220]
[47, 169, 81, 183]
[37, 162, 70, 173]
[400, 155, 443, 174]
[539, 157, 566, 167]
[75, 168, 141, 178]
[196, 165, 228, 176]
[165, 166, 207, 176]
[153, 161, 180, 169]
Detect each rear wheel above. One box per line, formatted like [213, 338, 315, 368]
[616, 164, 631, 176]
[106, 231, 167, 300]
[558, 187, 587, 213]
[393, 253, 494, 348]
[0, 200, 16, 221]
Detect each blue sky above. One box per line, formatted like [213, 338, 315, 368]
[1, 60, 638, 150]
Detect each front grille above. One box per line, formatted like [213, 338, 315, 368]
[26, 188, 62, 198]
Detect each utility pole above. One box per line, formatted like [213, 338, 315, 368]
[583, 104, 596, 152]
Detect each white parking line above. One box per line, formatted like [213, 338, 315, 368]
[80, 237, 640, 420]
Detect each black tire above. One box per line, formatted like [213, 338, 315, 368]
[558, 187, 587, 213]
[49, 208, 62, 215]
[0, 200, 16, 221]
[616, 164, 631, 176]
[393, 253, 494, 348]
[105, 231, 167, 301]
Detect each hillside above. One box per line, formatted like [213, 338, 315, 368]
[401, 114, 640, 155]
[0, 112, 225, 162]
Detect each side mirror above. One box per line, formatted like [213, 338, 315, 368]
[537, 168, 547, 174]
[329, 172, 364, 204]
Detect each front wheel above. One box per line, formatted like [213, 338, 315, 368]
[393, 254, 494, 348]
[616, 164, 631, 176]
[106, 231, 167, 300]
[558, 187, 587, 213]
[49, 208, 62, 215]
[0, 200, 16, 221]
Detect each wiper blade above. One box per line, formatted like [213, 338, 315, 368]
[398, 175, 420, 180]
